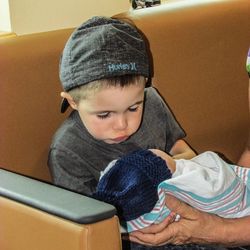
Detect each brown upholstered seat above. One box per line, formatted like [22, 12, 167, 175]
[0, 0, 249, 249]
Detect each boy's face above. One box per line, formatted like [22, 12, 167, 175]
[74, 83, 145, 144]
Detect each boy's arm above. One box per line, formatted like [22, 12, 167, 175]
[48, 148, 97, 195]
[238, 149, 250, 167]
[169, 139, 196, 160]
[238, 79, 250, 167]
[149, 149, 176, 173]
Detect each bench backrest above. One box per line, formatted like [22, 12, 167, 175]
[0, 0, 249, 182]
[115, 0, 250, 161]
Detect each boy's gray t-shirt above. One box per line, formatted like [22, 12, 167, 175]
[48, 87, 186, 195]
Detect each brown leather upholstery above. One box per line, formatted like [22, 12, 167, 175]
[0, 196, 121, 250]
[0, 0, 249, 249]
[0, 29, 122, 250]
[115, 0, 250, 163]
[0, 28, 73, 181]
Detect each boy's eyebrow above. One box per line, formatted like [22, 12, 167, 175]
[129, 100, 144, 107]
[91, 100, 144, 114]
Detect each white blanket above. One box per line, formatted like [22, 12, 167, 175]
[127, 151, 250, 232]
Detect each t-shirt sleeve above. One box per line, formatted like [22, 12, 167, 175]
[48, 147, 98, 196]
[149, 88, 186, 151]
[163, 100, 186, 151]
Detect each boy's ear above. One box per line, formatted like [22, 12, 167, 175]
[60, 92, 78, 110]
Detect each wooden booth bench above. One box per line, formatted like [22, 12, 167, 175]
[0, 0, 249, 249]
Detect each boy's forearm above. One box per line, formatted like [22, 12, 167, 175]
[172, 150, 196, 160]
[170, 139, 196, 160]
[238, 148, 250, 168]
[238, 128, 250, 167]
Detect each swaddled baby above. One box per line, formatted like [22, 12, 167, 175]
[93, 149, 250, 232]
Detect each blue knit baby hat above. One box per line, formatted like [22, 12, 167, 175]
[93, 149, 172, 221]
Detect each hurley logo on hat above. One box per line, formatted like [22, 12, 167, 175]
[108, 62, 137, 72]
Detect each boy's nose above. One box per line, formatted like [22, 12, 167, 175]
[113, 115, 128, 131]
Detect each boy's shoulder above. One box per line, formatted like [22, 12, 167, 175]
[145, 86, 159, 100]
[50, 111, 87, 148]
[145, 86, 158, 96]
[144, 86, 166, 109]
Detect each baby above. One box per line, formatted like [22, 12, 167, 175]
[93, 149, 250, 232]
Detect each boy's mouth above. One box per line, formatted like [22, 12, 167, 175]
[112, 136, 129, 143]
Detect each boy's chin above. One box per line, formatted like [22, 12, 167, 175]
[103, 136, 130, 144]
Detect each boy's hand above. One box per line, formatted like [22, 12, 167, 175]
[149, 149, 176, 173]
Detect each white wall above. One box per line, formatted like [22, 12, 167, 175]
[6, 0, 130, 35]
[0, 0, 11, 32]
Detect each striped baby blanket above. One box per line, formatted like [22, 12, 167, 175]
[126, 151, 250, 232]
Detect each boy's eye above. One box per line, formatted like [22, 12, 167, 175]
[97, 112, 110, 119]
[128, 105, 139, 112]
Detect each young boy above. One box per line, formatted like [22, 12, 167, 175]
[94, 149, 250, 233]
[48, 16, 195, 196]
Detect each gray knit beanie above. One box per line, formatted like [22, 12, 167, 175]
[59, 16, 150, 112]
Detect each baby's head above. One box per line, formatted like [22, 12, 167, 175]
[93, 149, 172, 221]
[59, 16, 151, 113]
